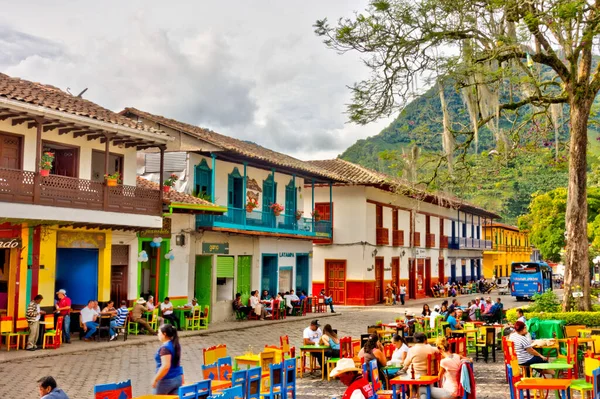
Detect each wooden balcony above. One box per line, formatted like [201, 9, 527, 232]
[0, 167, 162, 216]
[440, 235, 449, 248]
[413, 232, 421, 247]
[376, 227, 389, 245]
[425, 233, 436, 248]
[392, 230, 404, 246]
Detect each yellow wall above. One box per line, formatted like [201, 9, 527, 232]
[483, 225, 532, 278]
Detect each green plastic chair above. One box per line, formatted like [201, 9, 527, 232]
[127, 317, 139, 335]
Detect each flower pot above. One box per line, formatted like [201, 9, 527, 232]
[40, 169, 50, 177]
[163, 186, 170, 193]
[246, 206, 254, 213]
[106, 178, 118, 187]
[273, 211, 281, 217]
[295, 215, 302, 221]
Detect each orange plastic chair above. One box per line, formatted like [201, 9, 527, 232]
[203, 344, 227, 365]
[0, 317, 19, 351]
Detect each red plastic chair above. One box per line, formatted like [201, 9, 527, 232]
[340, 336, 353, 358]
[247, 299, 260, 321]
[43, 316, 63, 349]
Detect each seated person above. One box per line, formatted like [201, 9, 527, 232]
[81, 300, 100, 341]
[320, 323, 340, 358]
[146, 295, 156, 311]
[299, 290, 307, 301]
[102, 300, 117, 315]
[250, 290, 268, 320]
[446, 309, 462, 330]
[404, 313, 417, 336]
[232, 293, 251, 316]
[284, 290, 300, 315]
[303, 320, 324, 368]
[160, 297, 180, 330]
[261, 290, 272, 301]
[403, 332, 439, 376]
[131, 297, 155, 334]
[114, 300, 129, 329]
[184, 298, 200, 309]
[319, 289, 335, 313]
[484, 298, 503, 322]
[359, 334, 388, 388]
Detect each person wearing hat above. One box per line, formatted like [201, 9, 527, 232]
[329, 358, 374, 399]
[54, 289, 71, 344]
[509, 321, 549, 367]
[184, 298, 200, 309]
[303, 320, 324, 369]
[132, 297, 156, 334]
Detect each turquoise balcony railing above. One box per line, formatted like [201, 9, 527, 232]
[196, 207, 332, 238]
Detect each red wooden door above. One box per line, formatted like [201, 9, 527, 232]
[391, 257, 400, 287]
[325, 260, 346, 304]
[0, 133, 21, 169]
[408, 259, 416, 299]
[438, 257, 445, 284]
[375, 257, 384, 303]
[110, 245, 129, 304]
[53, 148, 78, 177]
[425, 258, 432, 295]
[314, 203, 333, 244]
[417, 259, 425, 296]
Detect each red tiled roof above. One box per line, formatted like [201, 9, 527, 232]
[0, 73, 165, 137]
[121, 107, 346, 182]
[309, 158, 500, 219]
[136, 176, 219, 207]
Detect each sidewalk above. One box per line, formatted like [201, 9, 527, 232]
[0, 311, 340, 363]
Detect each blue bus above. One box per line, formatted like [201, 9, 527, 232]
[510, 261, 553, 300]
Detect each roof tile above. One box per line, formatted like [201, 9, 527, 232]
[136, 176, 219, 207]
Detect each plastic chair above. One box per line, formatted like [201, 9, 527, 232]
[260, 361, 283, 399]
[570, 356, 599, 397]
[199, 305, 210, 329]
[220, 386, 244, 399]
[218, 356, 233, 380]
[94, 379, 132, 399]
[195, 380, 211, 399]
[246, 367, 261, 399]
[202, 362, 219, 380]
[230, 369, 247, 395]
[0, 317, 19, 351]
[203, 344, 227, 365]
[43, 316, 63, 349]
[127, 316, 139, 335]
[283, 357, 297, 399]
[15, 318, 29, 349]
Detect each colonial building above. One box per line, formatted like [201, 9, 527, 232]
[482, 222, 532, 278]
[306, 159, 499, 306]
[0, 73, 181, 323]
[121, 108, 342, 321]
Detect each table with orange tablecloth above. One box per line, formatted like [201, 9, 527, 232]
[390, 375, 439, 399]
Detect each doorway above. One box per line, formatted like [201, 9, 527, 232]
[461, 260, 467, 284]
[42, 141, 79, 177]
[391, 257, 400, 288]
[91, 150, 123, 182]
[195, 256, 212, 310]
[236, 255, 252, 305]
[56, 248, 98, 307]
[416, 259, 425, 297]
[470, 260, 475, 282]
[325, 260, 346, 304]
[228, 168, 244, 223]
[261, 254, 278, 297]
[296, 254, 309, 294]
[425, 258, 431, 295]
[0, 133, 22, 169]
[450, 260, 457, 284]
[375, 257, 384, 303]
[408, 259, 416, 299]
[438, 258, 445, 284]
[140, 240, 169, 301]
[110, 245, 128, 305]
[0, 249, 9, 311]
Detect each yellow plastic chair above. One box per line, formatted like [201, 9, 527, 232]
[198, 305, 210, 330]
[185, 307, 201, 330]
[15, 318, 30, 349]
[148, 308, 159, 331]
[0, 317, 19, 351]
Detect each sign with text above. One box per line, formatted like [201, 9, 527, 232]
[57, 231, 105, 249]
[202, 243, 229, 254]
[138, 218, 172, 239]
[0, 238, 22, 249]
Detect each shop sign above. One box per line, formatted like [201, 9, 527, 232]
[57, 231, 106, 249]
[139, 218, 171, 239]
[415, 248, 426, 258]
[202, 243, 229, 254]
[279, 252, 295, 257]
[0, 238, 22, 249]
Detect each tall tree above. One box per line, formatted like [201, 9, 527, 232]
[316, 0, 600, 310]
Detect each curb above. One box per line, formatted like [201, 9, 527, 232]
[0, 312, 340, 364]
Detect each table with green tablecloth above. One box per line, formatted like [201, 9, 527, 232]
[527, 318, 565, 356]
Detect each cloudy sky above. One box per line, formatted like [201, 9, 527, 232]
[0, 1, 394, 160]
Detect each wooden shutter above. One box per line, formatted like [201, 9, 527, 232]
[217, 256, 234, 278]
[237, 256, 252, 304]
[195, 256, 212, 309]
[376, 205, 383, 228]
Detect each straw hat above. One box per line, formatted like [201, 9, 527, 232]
[136, 297, 147, 304]
[329, 358, 362, 378]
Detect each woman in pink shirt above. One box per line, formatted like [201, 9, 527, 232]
[418, 337, 466, 399]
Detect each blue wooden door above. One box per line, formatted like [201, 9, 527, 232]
[261, 255, 278, 297]
[450, 261, 456, 284]
[262, 175, 277, 227]
[56, 248, 98, 307]
[295, 254, 309, 294]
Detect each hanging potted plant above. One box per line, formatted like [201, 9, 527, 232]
[269, 203, 284, 217]
[245, 197, 259, 213]
[104, 171, 120, 187]
[295, 210, 304, 221]
[163, 174, 179, 193]
[39, 151, 54, 177]
[311, 209, 322, 222]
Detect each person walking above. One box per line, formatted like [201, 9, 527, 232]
[152, 324, 184, 394]
[54, 289, 71, 344]
[399, 284, 407, 305]
[26, 294, 45, 351]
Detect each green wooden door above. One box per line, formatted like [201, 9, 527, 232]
[237, 256, 252, 304]
[195, 255, 212, 309]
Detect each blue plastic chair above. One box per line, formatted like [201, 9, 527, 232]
[196, 380, 212, 399]
[230, 369, 247, 394]
[179, 384, 199, 399]
[93, 379, 132, 399]
[220, 386, 244, 399]
[283, 358, 297, 399]
[261, 362, 284, 399]
[595, 367, 600, 399]
[246, 366, 262, 399]
[218, 356, 233, 380]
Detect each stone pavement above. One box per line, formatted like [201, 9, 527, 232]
[0, 293, 514, 398]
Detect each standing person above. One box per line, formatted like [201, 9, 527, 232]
[37, 376, 70, 399]
[26, 294, 45, 351]
[320, 323, 340, 358]
[132, 297, 155, 334]
[429, 305, 441, 329]
[320, 289, 335, 313]
[152, 324, 184, 394]
[54, 289, 71, 344]
[329, 358, 373, 399]
[399, 284, 407, 305]
[303, 320, 324, 369]
[80, 300, 100, 341]
[160, 297, 180, 330]
[391, 282, 398, 305]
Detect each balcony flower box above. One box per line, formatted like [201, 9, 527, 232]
[104, 171, 121, 187]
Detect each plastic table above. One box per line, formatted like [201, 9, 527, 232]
[515, 378, 572, 399]
[530, 363, 574, 399]
[300, 345, 328, 380]
[389, 375, 438, 399]
[211, 379, 232, 391]
[234, 354, 260, 369]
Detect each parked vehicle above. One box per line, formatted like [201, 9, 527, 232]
[511, 261, 552, 300]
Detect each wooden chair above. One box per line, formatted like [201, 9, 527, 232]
[195, 379, 211, 399]
[220, 386, 244, 399]
[114, 314, 129, 342]
[260, 361, 284, 399]
[283, 357, 297, 399]
[93, 379, 132, 399]
[203, 344, 227, 365]
[218, 356, 233, 380]
[246, 366, 261, 399]
[506, 360, 522, 399]
[553, 337, 578, 378]
[127, 315, 139, 335]
[475, 326, 496, 362]
[448, 337, 466, 357]
[247, 299, 260, 320]
[502, 336, 516, 382]
[43, 316, 63, 349]
[564, 325, 587, 338]
[340, 336, 353, 358]
[186, 307, 202, 330]
[202, 362, 219, 380]
[259, 350, 277, 380]
[315, 297, 326, 313]
[291, 299, 304, 316]
[280, 335, 296, 358]
[0, 316, 19, 351]
[270, 300, 281, 320]
[178, 384, 200, 399]
[593, 366, 600, 399]
[199, 305, 210, 329]
[279, 300, 287, 320]
[15, 318, 29, 349]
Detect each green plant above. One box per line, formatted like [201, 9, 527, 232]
[104, 171, 120, 180]
[311, 209, 322, 220]
[295, 210, 304, 219]
[529, 290, 562, 313]
[269, 203, 284, 213]
[40, 151, 54, 170]
[375, 320, 382, 326]
[194, 191, 212, 201]
[163, 174, 179, 187]
[246, 198, 259, 210]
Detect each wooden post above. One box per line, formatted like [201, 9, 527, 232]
[243, 162, 247, 227]
[103, 133, 111, 211]
[33, 116, 44, 204]
[210, 153, 216, 203]
[159, 146, 165, 209]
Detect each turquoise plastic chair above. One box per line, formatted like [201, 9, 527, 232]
[230, 369, 247, 394]
[260, 362, 283, 399]
[246, 367, 262, 399]
[283, 357, 297, 399]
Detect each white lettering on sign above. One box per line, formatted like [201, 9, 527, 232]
[279, 252, 295, 257]
[0, 238, 21, 249]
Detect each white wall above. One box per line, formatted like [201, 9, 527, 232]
[0, 119, 138, 185]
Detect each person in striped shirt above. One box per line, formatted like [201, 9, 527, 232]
[114, 300, 129, 329]
[509, 321, 548, 366]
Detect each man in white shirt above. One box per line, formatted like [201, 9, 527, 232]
[303, 319, 324, 369]
[160, 297, 180, 330]
[81, 300, 99, 341]
[284, 290, 300, 314]
[429, 305, 441, 329]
